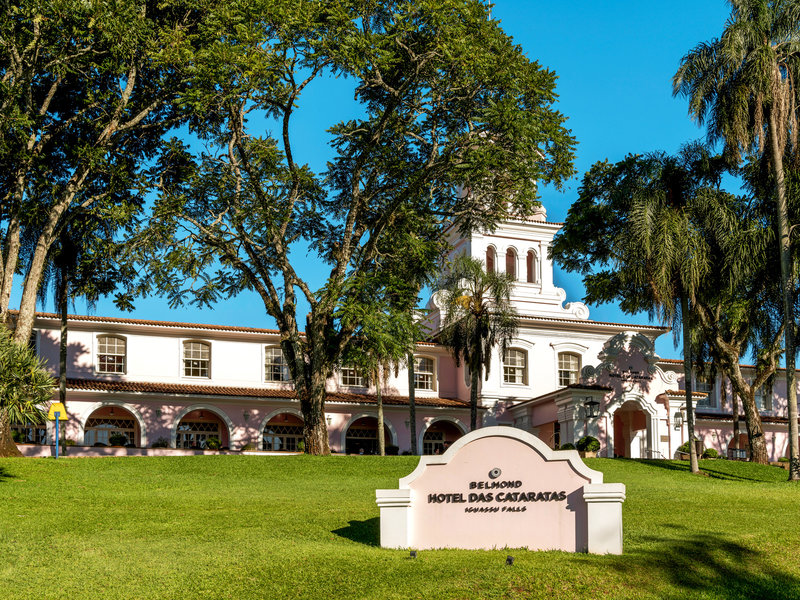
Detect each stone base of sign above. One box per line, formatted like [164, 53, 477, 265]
[376, 427, 626, 554]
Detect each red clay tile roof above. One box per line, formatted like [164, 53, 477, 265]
[696, 411, 799, 425]
[516, 315, 670, 331]
[64, 378, 470, 409]
[664, 389, 708, 397]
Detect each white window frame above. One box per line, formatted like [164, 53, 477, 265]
[264, 346, 291, 382]
[414, 356, 437, 392]
[182, 340, 211, 379]
[503, 348, 527, 385]
[96, 334, 127, 374]
[694, 373, 716, 408]
[557, 352, 581, 388]
[340, 365, 365, 388]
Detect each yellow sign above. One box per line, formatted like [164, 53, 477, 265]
[47, 402, 68, 421]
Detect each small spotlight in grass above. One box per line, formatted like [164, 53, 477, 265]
[409, 550, 417, 559]
[506, 556, 514, 566]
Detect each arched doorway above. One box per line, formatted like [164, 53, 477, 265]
[344, 417, 393, 455]
[175, 409, 229, 449]
[613, 401, 649, 458]
[729, 432, 750, 460]
[84, 405, 140, 447]
[262, 413, 304, 452]
[421, 420, 465, 455]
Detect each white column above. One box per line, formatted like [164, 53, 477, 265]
[375, 489, 413, 548]
[583, 483, 626, 555]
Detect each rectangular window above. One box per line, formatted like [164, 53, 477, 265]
[558, 353, 581, 387]
[695, 376, 714, 408]
[503, 349, 527, 384]
[98, 336, 126, 373]
[340, 365, 364, 387]
[265, 347, 291, 382]
[183, 342, 210, 378]
[414, 357, 435, 390]
[754, 386, 772, 411]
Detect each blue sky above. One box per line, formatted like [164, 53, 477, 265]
[24, 0, 735, 360]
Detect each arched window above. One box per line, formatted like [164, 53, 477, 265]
[558, 352, 581, 387]
[505, 248, 517, 279]
[265, 346, 291, 382]
[183, 341, 211, 378]
[97, 335, 126, 373]
[262, 413, 304, 451]
[486, 247, 496, 273]
[526, 250, 537, 283]
[414, 356, 435, 391]
[503, 348, 527, 384]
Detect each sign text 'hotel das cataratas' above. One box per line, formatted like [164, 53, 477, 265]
[376, 427, 626, 554]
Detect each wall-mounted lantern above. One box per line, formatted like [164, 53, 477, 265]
[583, 396, 600, 418]
[673, 412, 684, 430]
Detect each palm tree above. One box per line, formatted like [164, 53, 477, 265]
[0, 326, 53, 457]
[673, 0, 800, 479]
[436, 254, 518, 431]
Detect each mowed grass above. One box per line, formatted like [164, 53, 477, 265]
[1, 456, 798, 600]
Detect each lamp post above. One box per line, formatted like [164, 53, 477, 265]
[47, 402, 68, 459]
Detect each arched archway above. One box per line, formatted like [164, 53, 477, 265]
[341, 414, 396, 455]
[420, 417, 467, 455]
[604, 393, 661, 459]
[260, 411, 304, 452]
[171, 404, 233, 449]
[82, 403, 145, 447]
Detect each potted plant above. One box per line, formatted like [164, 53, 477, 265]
[559, 443, 576, 451]
[109, 433, 128, 447]
[576, 436, 600, 458]
[205, 437, 221, 451]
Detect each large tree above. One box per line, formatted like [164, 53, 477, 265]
[0, 0, 206, 343]
[436, 254, 518, 431]
[673, 0, 800, 478]
[553, 148, 783, 465]
[133, 0, 576, 454]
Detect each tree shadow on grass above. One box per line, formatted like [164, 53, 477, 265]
[0, 466, 16, 482]
[614, 532, 800, 599]
[636, 460, 775, 482]
[332, 518, 380, 546]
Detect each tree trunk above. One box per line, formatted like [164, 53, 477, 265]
[298, 368, 330, 455]
[768, 113, 799, 479]
[376, 367, 385, 456]
[408, 353, 417, 455]
[0, 210, 21, 323]
[726, 373, 768, 464]
[0, 410, 23, 457]
[470, 363, 480, 431]
[681, 296, 699, 473]
[732, 390, 741, 456]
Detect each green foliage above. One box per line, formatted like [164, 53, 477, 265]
[576, 436, 600, 452]
[703, 448, 719, 459]
[150, 437, 169, 449]
[65, 438, 76, 446]
[0, 326, 53, 425]
[11, 431, 22, 443]
[779, 456, 790, 462]
[678, 440, 704, 455]
[559, 443, 576, 450]
[436, 255, 518, 429]
[240, 443, 256, 451]
[108, 433, 128, 447]
[205, 437, 221, 450]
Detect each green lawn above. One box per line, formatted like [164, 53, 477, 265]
[1, 456, 798, 600]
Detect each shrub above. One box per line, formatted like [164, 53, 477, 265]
[678, 440, 704, 455]
[65, 439, 76, 446]
[151, 437, 169, 448]
[241, 443, 256, 451]
[109, 433, 128, 447]
[702, 448, 718, 459]
[386, 444, 399, 456]
[12, 430, 23, 443]
[576, 436, 600, 452]
[205, 437, 221, 450]
[559, 443, 576, 450]
[297, 440, 305, 453]
[401, 450, 412, 456]
[779, 456, 790, 463]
